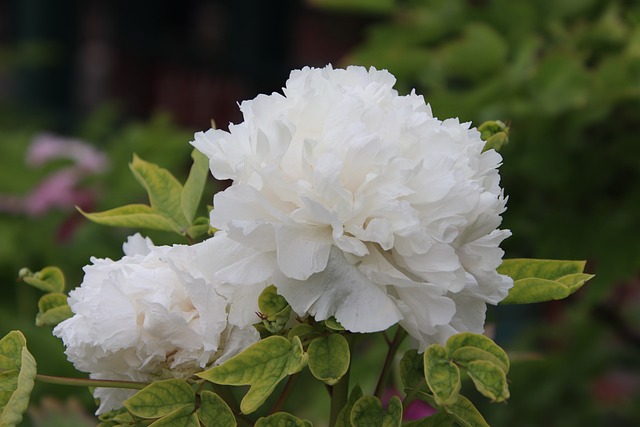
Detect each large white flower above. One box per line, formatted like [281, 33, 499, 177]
[192, 65, 512, 350]
[53, 234, 259, 414]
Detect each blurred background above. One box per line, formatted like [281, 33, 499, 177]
[1, 0, 639, 425]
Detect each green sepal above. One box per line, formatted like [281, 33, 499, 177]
[498, 259, 594, 304]
[0, 331, 37, 427]
[307, 334, 350, 385]
[478, 120, 509, 152]
[255, 412, 313, 427]
[258, 285, 289, 317]
[35, 293, 72, 327]
[349, 395, 402, 427]
[196, 390, 236, 427]
[148, 405, 198, 427]
[424, 345, 461, 407]
[186, 216, 212, 240]
[123, 378, 195, 419]
[181, 149, 209, 224]
[258, 285, 292, 333]
[19, 266, 65, 293]
[196, 336, 307, 414]
[446, 333, 509, 374]
[335, 385, 363, 427]
[465, 360, 510, 403]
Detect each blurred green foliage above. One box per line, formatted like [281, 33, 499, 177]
[325, 0, 640, 425]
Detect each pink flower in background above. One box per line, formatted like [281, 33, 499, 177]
[0, 133, 109, 217]
[382, 387, 437, 420]
[27, 133, 109, 173]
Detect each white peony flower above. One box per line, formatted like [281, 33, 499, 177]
[53, 234, 260, 414]
[192, 65, 512, 350]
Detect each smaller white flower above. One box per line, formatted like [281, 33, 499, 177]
[53, 234, 259, 414]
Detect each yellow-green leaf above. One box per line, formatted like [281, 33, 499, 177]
[307, 334, 350, 385]
[123, 378, 195, 419]
[446, 333, 509, 374]
[335, 385, 363, 427]
[20, 266, 65, 293]
[255, 412, 313, 427]
[35, 305, 73, 327]
[181, 149, 209, 224]
[349, 395, 402, 427]
[130, 154, 187, 230]
[196, 391, 236, 427]
[424, 345, 460, 407]
[465, 360, 510, 402]
[498, 259, 594, 304]
[0, 331, 37, 427]
[79, 204, 178, 233]
[403, 412, 454, 427]
[196, 336, 307, 414]
[441, 395, 490, 427]
[400, 349, 427, 391]
[148, 405, 198, 427]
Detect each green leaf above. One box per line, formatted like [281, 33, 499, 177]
[324, 317, 345, 331]
[0, 331, 37, 427]
[400, 349, 427, 391]
[149, 405, 198, 427]
[307, 334, 350, 385]
[196, 336, 307, 414]
[499, 259, 588, 281]
[35, 305, 73, 327]
[383, 396, 403, 427]
[36, 293, 73, 327]
[79, 204, 178, 233]
[123, 378, 195, 419]
[465, 360, 510, 402]
[498, 259, 594, 304]
[403, 412, 454, 427]
[424, 345, 460, 407]
[335, 385, 363, 427]
[181, 149, 209, 224]
[196, 391, 236, 427]
[37, 292, 68, 313]
[287, 324, 316, 341]
[129, 154, 188, 231]
[255, 412, 313, 427]
[349, 395, 402, 427]
[441, 395, 490, 427]
[19, 266, 65, 293]
[446, 333, 509, 374]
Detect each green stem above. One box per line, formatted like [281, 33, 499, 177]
[373, 327, 408, 399]
[35, 374, 148, 390]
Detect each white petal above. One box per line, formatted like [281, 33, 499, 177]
[276, 224, 333, 280]
[276, 247, 402, 332]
